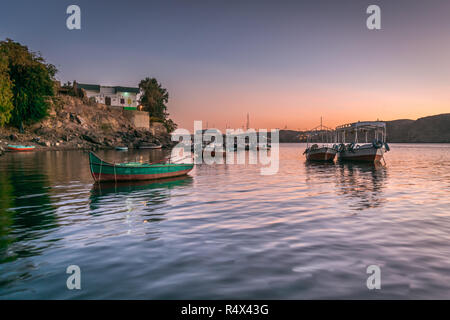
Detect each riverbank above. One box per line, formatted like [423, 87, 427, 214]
[0, 95, 173, 156]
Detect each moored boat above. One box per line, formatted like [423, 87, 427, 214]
[203, 142, 226, 157]
[335, 121, 390, 163]
[89, 152, 193, 182]
[139, 143, 162, 149]
[115, 146, 128, 151]
[337, 142, 384, 162]
[304, 144, 337, 161]
[7, 145, 36, 152]
[303, 118, 337, 162]
[257, 143, 271, 151]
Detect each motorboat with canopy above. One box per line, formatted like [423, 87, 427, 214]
[335, 121, 390, 162]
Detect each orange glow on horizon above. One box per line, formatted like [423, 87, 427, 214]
[169, 84, 450, 131]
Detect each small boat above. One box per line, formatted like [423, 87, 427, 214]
[89, 152, 193, 182]
[7, 145, 36, 152]
[335, 121, 390, 162]
[115, 146, 128, 151]
[139, 144, 162, 149]
[303, 118, 337, 162]
[257, 143, 271, 151]
[203, 142, 226, 157]
[304, 144, 337, 161]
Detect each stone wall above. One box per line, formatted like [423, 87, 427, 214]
[123, 110, 149, 130]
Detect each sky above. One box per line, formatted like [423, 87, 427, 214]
[1, 0, 449, 131]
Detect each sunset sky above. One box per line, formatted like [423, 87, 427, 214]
[1, 0, 449, 130]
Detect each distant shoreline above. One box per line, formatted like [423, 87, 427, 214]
[278, 141, 450, 144]
[279, 113, 450, 144]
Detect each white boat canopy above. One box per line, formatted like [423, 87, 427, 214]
[335, 121, 386, 131]
[335, 121, 387, 144]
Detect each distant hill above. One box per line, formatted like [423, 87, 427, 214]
[386, 114, 450, 143]
[278, 130, 305, 143]
[279, 113, 450, 143]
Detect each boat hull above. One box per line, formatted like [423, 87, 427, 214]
[139, 145, 162, 149]
[91, 169, 193, 182]
[7, 145, 35, 152]
[338, 147, 383, 162]
[89, 152, 194, 182]
[305, 147, 337, 161]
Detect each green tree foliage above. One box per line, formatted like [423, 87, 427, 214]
[0, 39, 56, 126]
[163, 118, 177, 133]
[0, 56, 13, 126]
[139, 77, 177, 133]
[139, 77, 169, 120]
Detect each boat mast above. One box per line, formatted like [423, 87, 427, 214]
[320, 117, 323, 144]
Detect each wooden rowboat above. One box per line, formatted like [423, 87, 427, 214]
[303, 119, 337, 162]
[304, 145, 337, 161]
[89, 152, 193, 183]
[7, 145, 36, 152]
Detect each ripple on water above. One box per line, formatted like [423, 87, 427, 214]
[0, 145, 449, 298]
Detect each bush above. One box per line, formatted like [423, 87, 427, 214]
[0, 56, 13, 126]
[0, 39, 56, 126]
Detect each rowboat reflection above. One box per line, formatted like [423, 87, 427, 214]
[89, 176, 193, 213]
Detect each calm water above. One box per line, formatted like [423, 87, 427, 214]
[0, 144, 449, 299]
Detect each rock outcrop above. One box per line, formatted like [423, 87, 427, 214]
[0, 95, 173, 151]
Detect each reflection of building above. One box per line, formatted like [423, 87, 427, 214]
[75, 82, 139, 110]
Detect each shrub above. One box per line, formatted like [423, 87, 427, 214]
[0, 39, 57, 126]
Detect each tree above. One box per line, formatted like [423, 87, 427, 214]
[163, 118, 177, 133]
[0, 56, 13, 126]
[139, 77, 169, 120]
[0, 39, 56, 126]
[138, 77, 178, 133]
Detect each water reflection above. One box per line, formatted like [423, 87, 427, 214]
[1, 145, 450, 299]
[0, 157, 57, 264]
[89, 176, 194, 217]
[335, 162, 387, 211]
[303, 161, 338, 186]
[304, 160, 337, 172]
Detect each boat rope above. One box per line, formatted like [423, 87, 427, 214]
[99, 159, 103, 182]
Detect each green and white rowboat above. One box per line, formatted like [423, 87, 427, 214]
[89, 152, 194, 183]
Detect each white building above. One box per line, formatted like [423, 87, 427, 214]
[76, 83, 140, 109]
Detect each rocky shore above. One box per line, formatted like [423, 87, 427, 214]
[0, 95, 173, 155]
